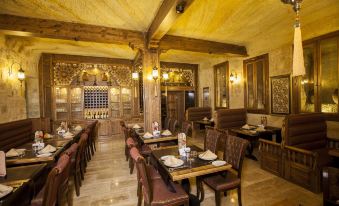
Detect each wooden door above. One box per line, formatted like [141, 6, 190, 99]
[166, 91, 185, 126]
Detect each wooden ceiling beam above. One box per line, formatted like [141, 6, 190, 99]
[0, 14, 145, 49]
[147, 0, 195, 48]
[160, 35, 248, 56]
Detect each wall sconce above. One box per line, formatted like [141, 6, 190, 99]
[10, 63, 25, 85]
[162, 72, 169, 81]
[152, 66, 159, 81]
[230, 72, 237, 84]
[132, 71, 139, 80]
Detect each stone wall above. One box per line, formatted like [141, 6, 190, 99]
[198, 43, 339, 138]
[0, 34, 40, 123]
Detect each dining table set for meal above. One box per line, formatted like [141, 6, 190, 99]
[152, 145, 231, 184]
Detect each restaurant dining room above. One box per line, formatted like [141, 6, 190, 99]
[0, 0, 338, 206]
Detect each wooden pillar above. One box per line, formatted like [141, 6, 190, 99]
[142, 49, 161, 132]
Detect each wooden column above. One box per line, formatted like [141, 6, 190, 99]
[142, 49, 161, 132]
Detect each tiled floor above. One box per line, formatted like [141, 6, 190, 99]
[72, 133, 322, 206]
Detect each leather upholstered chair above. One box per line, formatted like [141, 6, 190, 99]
[134, 151, 189, 206]
[73, 133, 88, 196]
[181, 121, 192, 137]
[197, 135, 249, 206]
[204, 126, 222, 153]
[130, 147, 161, 206]
[126, 137, 137, 174]
[31, 154, 71, 206]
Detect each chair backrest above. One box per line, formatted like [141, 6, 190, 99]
[164, 118, 170, 130]
[204, 127, 222, 153]
[135, 153, 153, 205]
[64, 143, 78, 159]
[43, 154, 71, 206]
[126, 137, 136, 148]
[181, 121, 192, 137]
[0, 119, 32, 151]
[223, 135, 249, 177]
[215, 108, 247, 130]
[283, 113, 327, 150]
[185, 107, 212, 121]
[76, 133, 88, 167]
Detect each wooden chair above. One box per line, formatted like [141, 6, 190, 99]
[135, 153, 189, 206]
[204, 126, 222, 153]
[197, 135, 249, 206]
[126, 137, 137, 174]
[130, 147, 161, 206]
[31, 154, 71, 206]
[72, 133, 88, 196]
[181, 121, 192, 137]
[322, 167, 339, 206]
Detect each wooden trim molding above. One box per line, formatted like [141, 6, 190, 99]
[160, 35, 248, 56]
[0, 14, 145, 48]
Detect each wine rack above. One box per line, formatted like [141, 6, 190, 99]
[84, 86, 109, 109]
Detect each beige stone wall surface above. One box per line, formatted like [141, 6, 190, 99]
[0, 34, 40, 123]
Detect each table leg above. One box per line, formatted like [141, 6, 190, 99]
[245, 140, 258, 161]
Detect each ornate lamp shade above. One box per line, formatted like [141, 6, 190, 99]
[17, 67, 25, 82]
[292, 26, 305, 76]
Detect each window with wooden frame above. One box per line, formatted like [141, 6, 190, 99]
[214, 61, 229, 109]
[293, 31, 339, 120]
[243, 54, 269, 114]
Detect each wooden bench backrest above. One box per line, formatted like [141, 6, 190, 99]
[0, 119, 33, 151]
[185, 107, 212, 121]
[215, 108, 247, 130]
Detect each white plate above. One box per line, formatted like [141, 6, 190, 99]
[164, 159, 184, 168]
[212, 160, 226, 167]
[160, 155, 175, 161]
[0, 184, 13, 198]
[143, 135, 153, 139]
[37, 153, 52, 158]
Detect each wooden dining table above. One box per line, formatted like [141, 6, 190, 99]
[6, 129, 83, 166]
[151, 145, 231, 187]
[0, 163, 47, 206]
[133, 128, 178, 146]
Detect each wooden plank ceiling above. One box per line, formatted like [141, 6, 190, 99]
[0, 0, 338, 61]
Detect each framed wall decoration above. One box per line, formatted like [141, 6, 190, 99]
[271, 74, 291, 114]
[203, 87, 210, 107]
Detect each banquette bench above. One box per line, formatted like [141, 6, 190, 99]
[259, 113, 336, 193]
[185, 107, 212, 121]
[0, 119, 33, 152]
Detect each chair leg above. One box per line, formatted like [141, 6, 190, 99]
[199, 180, 205, 202]
[237, 186, 242, 206]
[74, 173, 80, 196]
[215, 191, 221, 206]
[137, 182, 142, 206]
[129, 158, 134, 174]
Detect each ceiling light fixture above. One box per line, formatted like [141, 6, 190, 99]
[282, 0, 305, 77]
[176, 1, 186, 14]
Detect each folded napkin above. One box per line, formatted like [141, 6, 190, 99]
[164, 156, 183, 167]
[256, 126, 265, 132]
[63, 131, 74, 139]
[203, 117, 208, 121]
[242, 124, 250, 129]
[74, 125, 82, 131]
[143, 132, 153, 138]
[161, 130, 172, 136]
[0, 184, 13, 198]
[133, 124, 141, 129]
[0, 151, 6, 177]
[199, 150, 217, 160]
[210, 118, 214, 122]
[6, 149, 20, 157]
[39, 145, 56, 154]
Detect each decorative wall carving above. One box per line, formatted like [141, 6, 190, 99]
[53, 63, 132, 86]
[160, 62, 197, 87]
[271, 74, 291, 114]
